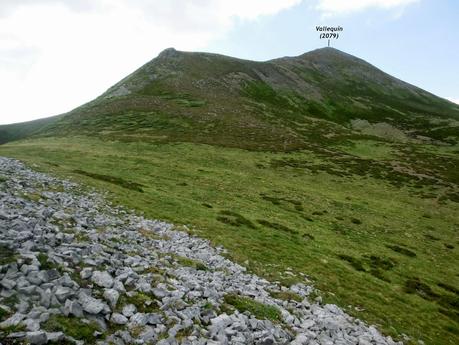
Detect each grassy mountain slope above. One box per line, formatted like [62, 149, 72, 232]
[0, 48, 458, 345]
[0, 115, 62, 144]
[2, 48, 458, 149]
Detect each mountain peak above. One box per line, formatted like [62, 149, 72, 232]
[298, 47, 360, 61]
[158, 47, 179, 58]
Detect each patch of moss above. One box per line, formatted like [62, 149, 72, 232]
[0, 306, 10, 321]
[0, 245, 17, 266]
[42, 315, 100, 342]
[2, 323, 26, 335]
[175, 326, 194, 340]
[37, 252, 60, 270]
[223, 294, 281, 322]
[117, 292, 159, 313]
[203, 301, 213, 310]
[2, 294, 19, 309]
[142, 265, 166, 276]
[21, 192, 42, 203]
[269, 290, 302, 302]
[130, 325, 146, 338]
[139, 228, 168, 241]
[74, 232, 90, 242]
[174, 255, 208, 271]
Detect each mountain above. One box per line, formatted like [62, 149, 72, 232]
[1, 47, 458, 149]
[1, 48, 459, 345]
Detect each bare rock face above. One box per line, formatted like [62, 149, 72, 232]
[103, 84, 131, 99]
[0, 157, 402, 345]
[350, 119, 409, 142]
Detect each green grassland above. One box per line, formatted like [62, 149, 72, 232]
[0, 136, 458, 345]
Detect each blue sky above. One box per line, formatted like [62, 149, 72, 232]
[0, 0, 458, 124]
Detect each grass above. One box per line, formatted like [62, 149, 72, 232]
[223, 294, 281, 322]
[336, 140, 395, 160]
[37, 252, 60, 270]
[1, 323, 26, 335]
[174, 255, 208, 271]
[0, 306, 10, 321]
[117, 292, 159, 313]
[176, 328, 193, 340]
[41, 315, 100, 342]
[1, 295, 19, 310]
[0, 136, 458, 345]
[268, 290, 303, 302]
[0, 245, 17, 266]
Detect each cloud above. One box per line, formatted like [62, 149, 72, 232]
[315, 0, 419, 17]
[0, 0, 301, 124]
[447, 98, 459, 105]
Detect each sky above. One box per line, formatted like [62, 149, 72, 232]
[0, 0, 458, 125]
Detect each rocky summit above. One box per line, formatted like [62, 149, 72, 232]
[0, 157, 400, 344]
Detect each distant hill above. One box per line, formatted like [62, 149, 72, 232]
[0, 115, 62, 145]
[1, 47, 458, 149]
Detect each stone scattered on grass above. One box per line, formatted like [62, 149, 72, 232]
[0, 157, 401, 345]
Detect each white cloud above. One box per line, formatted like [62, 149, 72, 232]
[316, 0, 419, 17]
[0, 0, 301, 124]
[447, 98, 459, 105]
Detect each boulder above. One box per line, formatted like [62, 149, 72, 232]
[91, 271, 114, 288]
[26, 331, 47, 345]
[103, 288, 120, 308]
[111, 313, 128, 325]
[78, 292, 108, 315]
